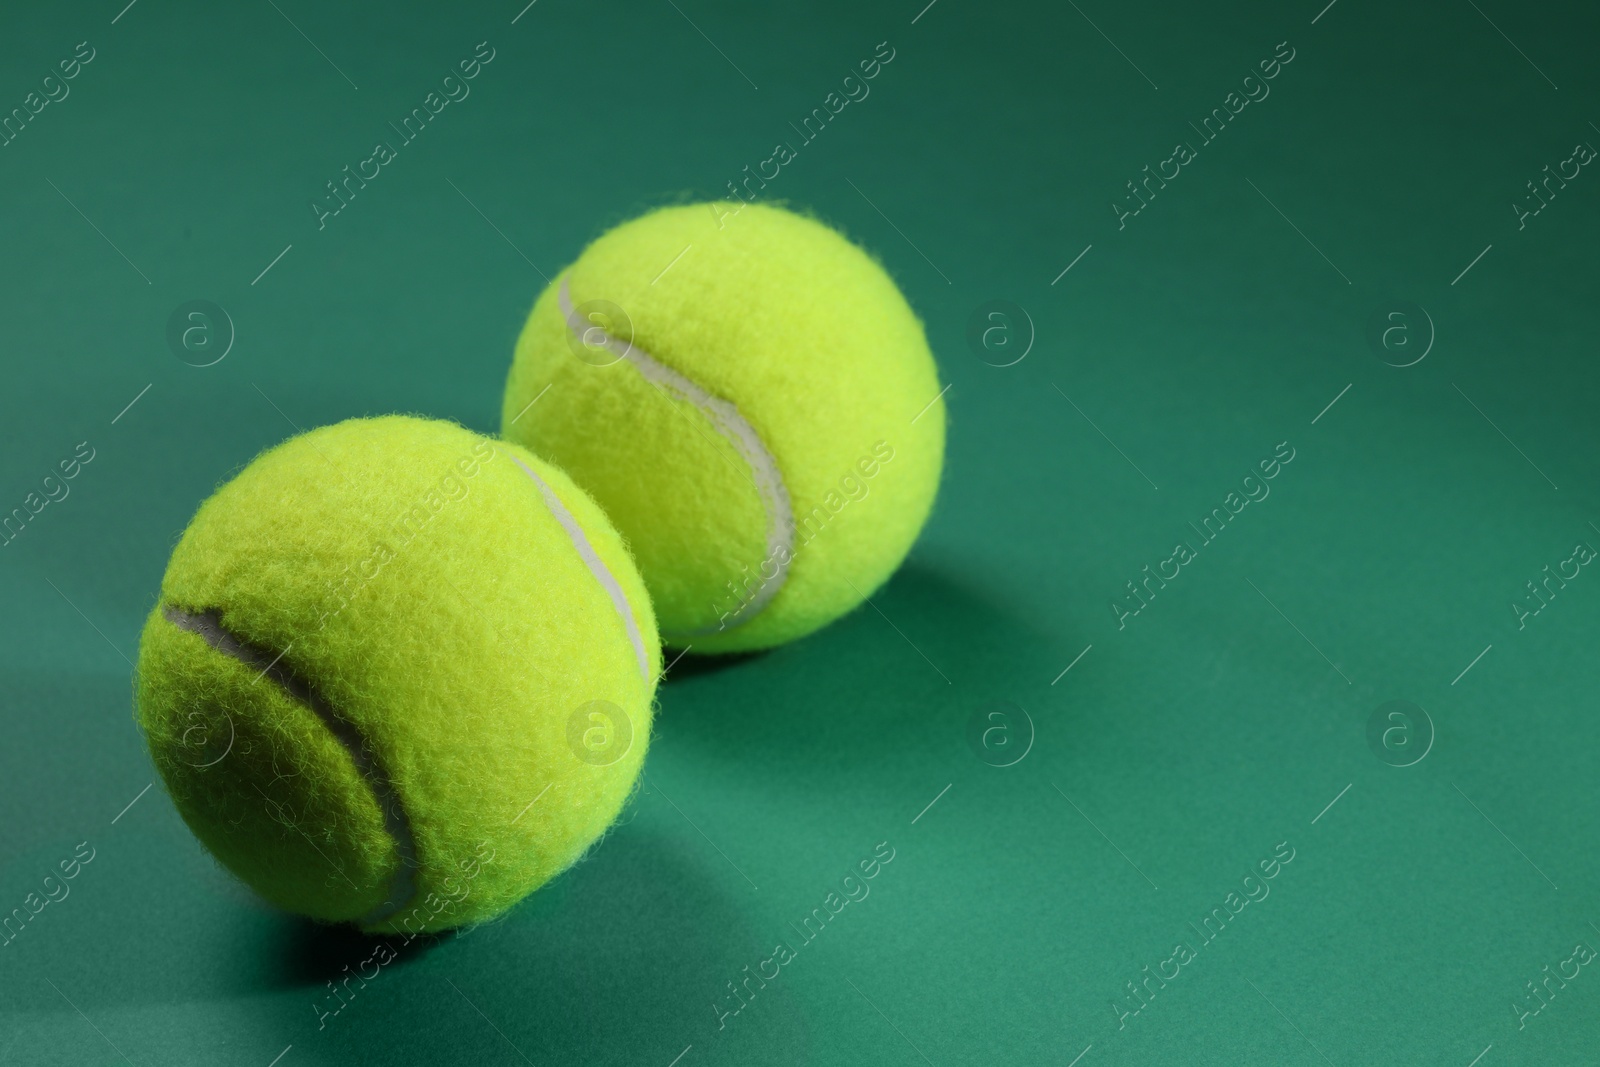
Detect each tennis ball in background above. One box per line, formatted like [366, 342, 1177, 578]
[501, 202, 946, 653]
[134, 416, 659, 934]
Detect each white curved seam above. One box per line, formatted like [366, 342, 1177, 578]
[162, 605, 419, 926]
[558, 277, 794, 636]
[507, 452, 652, 682]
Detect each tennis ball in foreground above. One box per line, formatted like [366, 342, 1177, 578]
[134, 416, 659, 934]
[501, 202, 945, 653]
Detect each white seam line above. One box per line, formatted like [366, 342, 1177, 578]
[559, 277, 794, 636]
[507, 452, 651, 682]
[162, 606, 419, 925]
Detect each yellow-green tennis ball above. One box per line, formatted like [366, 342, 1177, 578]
[501, 202, 946, 653]
[134, 416, 659, 935]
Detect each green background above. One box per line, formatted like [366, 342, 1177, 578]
[3, 0, 1599, 1063]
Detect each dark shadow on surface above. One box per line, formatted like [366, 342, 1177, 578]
[38, 562, 1065, 1066]
[278, 915, 437, 989]
[656, 560, 1079, 775]
[661, 645, 765, 682]
[293, 826, 801, 1065]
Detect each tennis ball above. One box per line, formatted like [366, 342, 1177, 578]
[501, 202, 946, 653]
[134, 416, 659, 934]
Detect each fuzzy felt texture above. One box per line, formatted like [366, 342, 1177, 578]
[501, 202, 946, 652]
[134, 416, 660, 934]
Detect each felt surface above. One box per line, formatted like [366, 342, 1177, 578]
[136, 417, 661, 933]
[3, 0, 1600, 1065]
[503, 203, 946, 652]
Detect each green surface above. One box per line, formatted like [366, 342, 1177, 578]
[3, 1, 1599, 1064]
